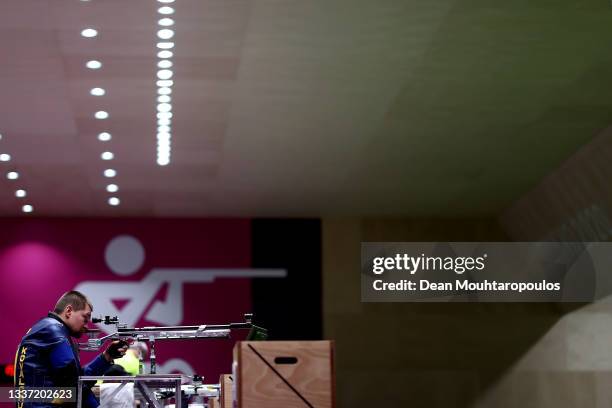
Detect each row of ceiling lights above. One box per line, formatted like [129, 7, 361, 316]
[80, 0, 123, 207]
[156, 1, 177, 166]
[2, 0, 176, 215]
[0, 134, 33, 213]
[79, 0, 176, 211]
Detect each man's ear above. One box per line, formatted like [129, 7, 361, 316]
[65, 304, 73, 318]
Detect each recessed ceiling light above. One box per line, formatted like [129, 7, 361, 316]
[101, 151, 114, 160]
[157, 112, 173, 120]
[157, 29, 174, 40]
[157, 159, 170, 166]
[156, 80, 174, 87]
[0, 133, 3, 140]
[157, 103, 172, 113]
[157, 125, 171, 132]
[158, 18, 175, 27]
[104, 169, 116, 178]
[158, 6, 174, 15]
[22, 204, 33, 213]
[157, 17, 174, 27]
[81, 28, 98, 38]
[90, 87, 106, 96]
[95, 111, 109, 119]
[15, 189, 26, 198]
[157, 95, 171, 103]
[0, 153, 10, 162]
[157, 60, 173, 69]
[108, 197, 120, 206]
[158, 0, 175, 3]
[98, 132, 112, 141]
[158, 118, 171, 126]
[156, 42, 175, 49]
[86, 60, 102, 69]
[157, 50, 173, 59]
[157, 70, 173, 80]
[106, 184, 119, 193]
[158, 87, 172, 95]
[7, 171, 18, 180]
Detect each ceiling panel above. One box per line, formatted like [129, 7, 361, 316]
[0, 0, 611, 217]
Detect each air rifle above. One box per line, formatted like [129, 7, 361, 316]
[79, 313, 267, 373]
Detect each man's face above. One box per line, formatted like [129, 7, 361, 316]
[65, 304, 92, 338]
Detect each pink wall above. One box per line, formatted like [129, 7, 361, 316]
[0, 218, 252, 382]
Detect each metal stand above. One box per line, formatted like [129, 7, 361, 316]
[77, 374, 187, 408]
[149, 336, 156, 374]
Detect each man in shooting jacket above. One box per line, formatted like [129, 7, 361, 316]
[14, 291, 128, 408]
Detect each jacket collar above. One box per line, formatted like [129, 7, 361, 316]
[47, 312, 73, 335]
[47, 313, 81, 361]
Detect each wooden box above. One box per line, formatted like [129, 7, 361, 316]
[219, 374, 233, 408]
[233, 341, 335, 408]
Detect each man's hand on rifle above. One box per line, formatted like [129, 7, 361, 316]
[103, 340, 129, 362]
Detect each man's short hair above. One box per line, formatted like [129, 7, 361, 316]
[129, 341, 148, 359]
[53, 291, 93, 314]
